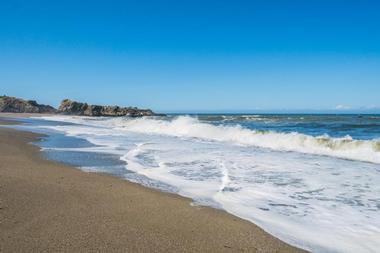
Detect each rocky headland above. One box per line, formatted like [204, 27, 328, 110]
[0, 96, 57, 113]
[58, 99, 156, 117]
[0, 96, 159, 117]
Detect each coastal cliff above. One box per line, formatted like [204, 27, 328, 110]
[58, 99, 156, 117]
[0, 96, 57, 113]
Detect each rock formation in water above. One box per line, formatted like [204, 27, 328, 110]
[58, 99, 156, 117]
[0, 96, 57, 113]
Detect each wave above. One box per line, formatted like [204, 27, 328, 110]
[198, 114, 265, 122]
[39, 115, 380, 164]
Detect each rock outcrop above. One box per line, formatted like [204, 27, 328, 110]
[0, 96, 158, 117]
[0, 96, 57, 113]
[58, 99, 156, 117]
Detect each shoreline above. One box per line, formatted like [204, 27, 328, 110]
[0, 115, 307, 252]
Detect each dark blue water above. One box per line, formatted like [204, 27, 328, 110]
[193, 114, 380, 140]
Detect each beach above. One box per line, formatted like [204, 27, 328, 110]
[0, 116, 306, 253]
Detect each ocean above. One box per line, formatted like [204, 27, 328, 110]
[14, 114, 380, 253]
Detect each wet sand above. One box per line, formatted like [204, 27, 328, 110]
[0, 115, 307, 252]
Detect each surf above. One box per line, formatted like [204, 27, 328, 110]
[40, 115, 380, 164]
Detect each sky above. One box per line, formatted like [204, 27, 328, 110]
[1, 0, 379, 113]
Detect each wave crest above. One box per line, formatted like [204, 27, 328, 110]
[40, 115, 380, 164]
[109, 116, 379, 164]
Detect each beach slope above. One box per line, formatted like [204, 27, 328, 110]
[0, 118, 306, 252]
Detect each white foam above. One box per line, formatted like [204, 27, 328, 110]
[38, 115, 380, 164]
[122, 142, 380, 253]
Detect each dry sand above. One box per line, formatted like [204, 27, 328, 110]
[0, 116, 307, 252]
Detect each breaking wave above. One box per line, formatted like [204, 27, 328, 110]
[40, 115, 380, 164]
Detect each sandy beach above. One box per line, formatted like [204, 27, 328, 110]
[0, 115, 306, 252]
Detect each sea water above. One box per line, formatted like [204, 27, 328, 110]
[14, 114, 380, 253]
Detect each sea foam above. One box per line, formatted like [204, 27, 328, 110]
[39, 115, 380, 164]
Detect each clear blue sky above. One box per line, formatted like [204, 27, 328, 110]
[1, 0, 379, 112]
